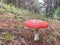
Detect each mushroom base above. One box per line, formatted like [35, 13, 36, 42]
[34, 32, 40, 41]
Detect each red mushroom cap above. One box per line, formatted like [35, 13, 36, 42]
[23, 20, 48, 29]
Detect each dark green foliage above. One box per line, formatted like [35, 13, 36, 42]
[2, 0, 41, 13]
[55, 7, 60, 17]
[45, 9, 55, 18]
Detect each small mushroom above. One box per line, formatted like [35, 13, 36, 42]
[23, 20, 48, 41]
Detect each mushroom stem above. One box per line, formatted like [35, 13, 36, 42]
[34, 29, 40, 41]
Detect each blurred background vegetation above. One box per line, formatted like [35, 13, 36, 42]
[0, 0, 60, 20]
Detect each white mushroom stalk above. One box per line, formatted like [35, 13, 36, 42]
[34, 29, 40, 41]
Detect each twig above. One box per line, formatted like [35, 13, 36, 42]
[20, 38, 29, 45]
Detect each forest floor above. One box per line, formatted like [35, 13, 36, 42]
[0, 10, 60, 45]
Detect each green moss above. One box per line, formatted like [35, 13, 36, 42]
[2, 32, 14, 40]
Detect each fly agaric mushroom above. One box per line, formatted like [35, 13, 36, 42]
[23, 20, 48, 41]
